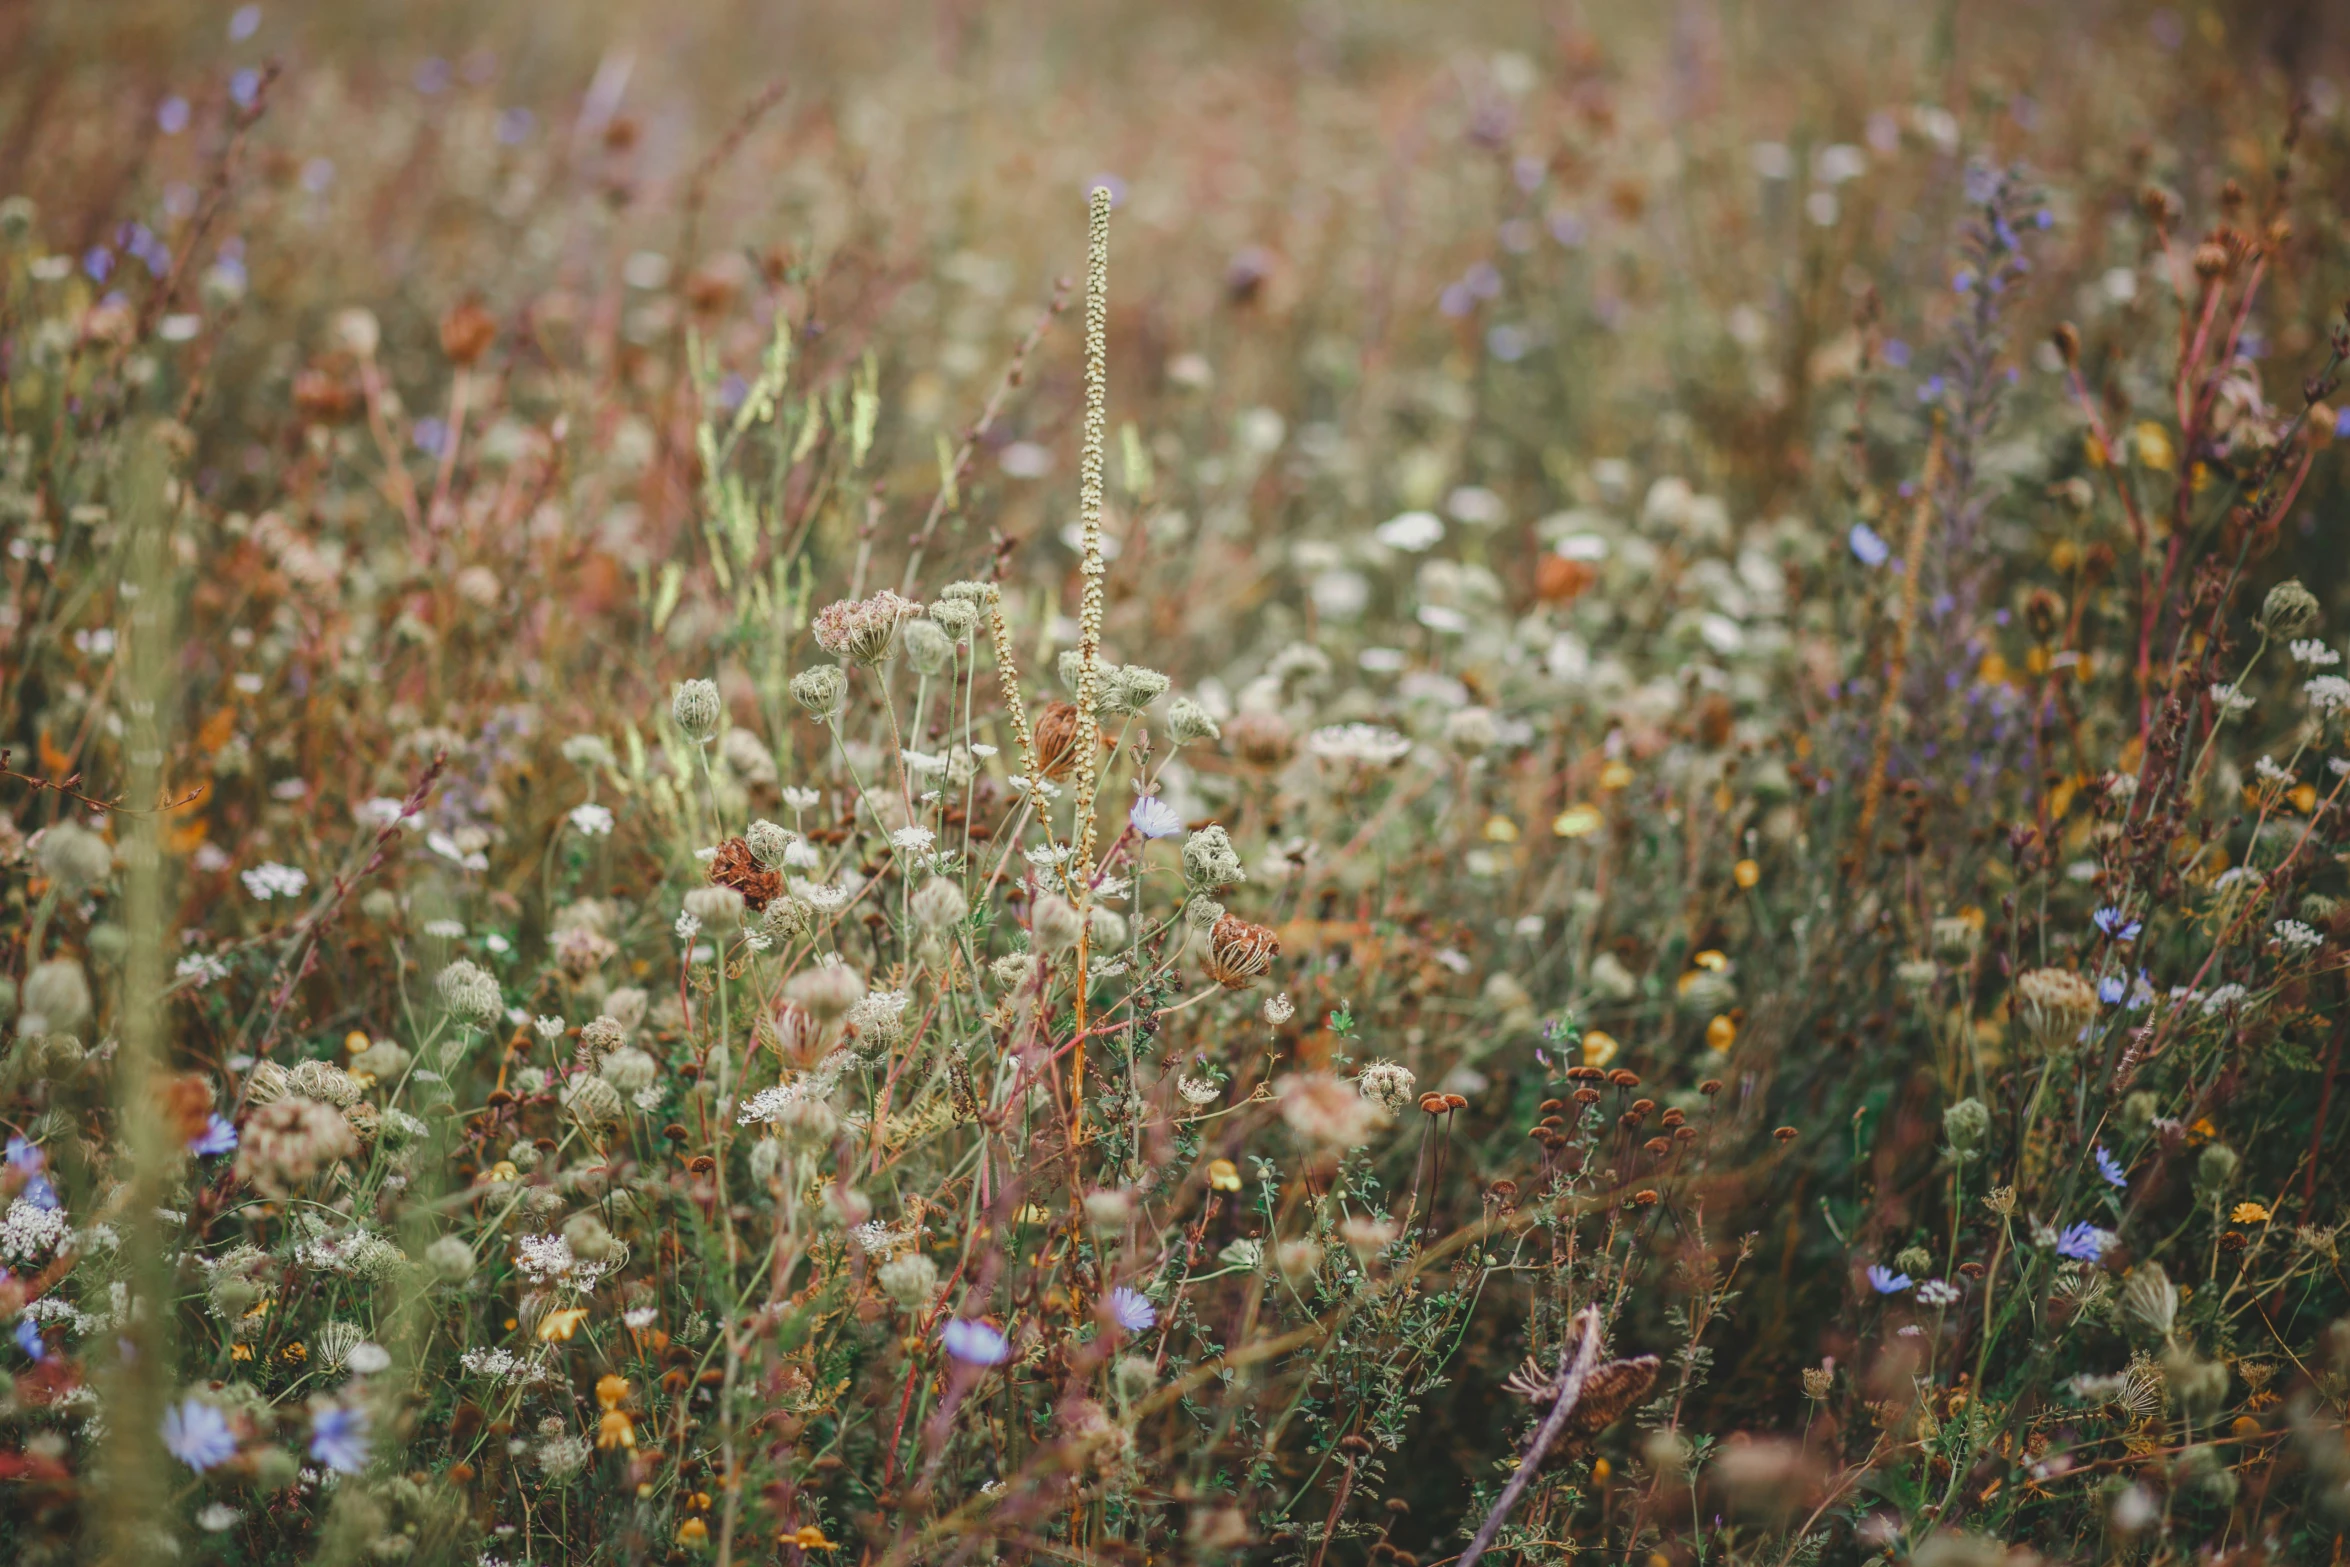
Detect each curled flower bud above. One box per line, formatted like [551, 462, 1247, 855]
[435, 959, 502, 1023]
[670, 679, 723, 743]
[911, 877, 968, 930]
[35, 823, 113, 893]
[791, 665, 848, 724]
[1356, 1060, 1417, 1114]
[1167, 698, 1222, 745]
[878, 1250, 940, 1308]
[580, 1016, 627, 1056]
[1031, 893, 1085, 953]
[2262, 578, 2321, 639]
[760, 897, 815, 944]
[746, 819, 794, 868]
[1182, 825, 1244, 891]
[927, 598, 979, 639]
[787, 960, 865, 1021]
[902, 618, 954, 676]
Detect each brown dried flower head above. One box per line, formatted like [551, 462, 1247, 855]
[709, 836, 783, 912]
[439, 300, 498, 366]
[1203, 913, 1280, 989]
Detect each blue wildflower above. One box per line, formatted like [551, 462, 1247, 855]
[2098, 975, 2125, 1005]
[1848, 523, 1890, 567]
[1128, 797, 1184, 840]
[309, 1403, 371, 1474]
[940, 1318, 1010, 1366]
[15, 1318, 44, 1362]
[2056, 1222, 2115, 1262]
[2094, 1146, 2127, 1188]
[1866, 1264, 1912, 1295]
[162, 1398, 238, 1471]
[1106, 1287, 1157, 1334]
[5, 1138, 42, 1173]
[2092, 907, 2141, 942]
[21, 1174, 57, 1212]
[188, 1113, 239, 1157]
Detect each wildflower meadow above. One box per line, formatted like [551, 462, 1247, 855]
[4, 2, 2350, 1562]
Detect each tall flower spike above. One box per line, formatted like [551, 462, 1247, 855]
[1072, 182, 1113, 881]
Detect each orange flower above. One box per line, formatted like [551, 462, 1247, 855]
[597, 1409, 636, 1449]
[1206, 1158, 1242, 1193]
[538, 1306, 590, 1342]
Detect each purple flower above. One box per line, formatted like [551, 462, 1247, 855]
[1128, 797, 1184, 840]
[309, 1403, 371, 1474]
[2092, 907, 2141, 942]
[1866, 1264, 1912, 1295]
[940, 1318, 1010, 1366]
[2094, 1146, 2127, 1188]
[15, 1318, 44, 1362]
[2056, 1222, 2115, 1262]
[2098, 975, 2126, 1005]
[1106, 1287, 1157, 1334]
[20, 1174, 57, 1212]
[189, 1113, 239, 1157]
[5, 1137, 42, 1174]
[162, 1397, 238, 1471]
[1848, 523, 1890, 567]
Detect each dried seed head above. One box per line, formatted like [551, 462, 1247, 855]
[1203, 914, 1280, 988]
[787, 960, 866, 1021]
[671, 679, 723, 743]
[1032, 701, 1088, 780]
[812, 590, 921, 666]
[1181, 825, 1244, 891]
[2261, 579, 2321, 639]
[709, 837, 783, 911]
[1167, 698, 1222, 745]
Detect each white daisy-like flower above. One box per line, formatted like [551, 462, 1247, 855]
[533, 1015, 566, 1039]
[568, 802, 615, 836]
[891, 825, 936, 855]
[2272, 919, 2324, 954]
[1305, 723, 1414, 766]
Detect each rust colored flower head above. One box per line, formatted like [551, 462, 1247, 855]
[1227, 709, 1296, 770]
[1418, 1092, 1449, 1115]
[439, 300, 497, 366]
[1033, 700, 1087, 781]
[1608, 1069, 1641, 1088]
[1774, 1125, 1799, 1142]
[1203, 913, 1280, 989]
[708, 837, 783, 911]
[1632, 1189, 1660, 1206]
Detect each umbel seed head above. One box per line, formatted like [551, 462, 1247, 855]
[2262, 579, 2321, 639]
[1167, 698, 1221, 745]
[790, 665, 848, 723]
[671, 679, 723, 743]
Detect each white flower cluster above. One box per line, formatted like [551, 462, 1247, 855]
[2290, 639, 2340, 667]
[0, 1197, 73, 1262]
[2271, 920, 2324, 954]
[2306, 675, 2350, 719]
[513, 1233, 615, 1290]
[240, 861, 309, 900]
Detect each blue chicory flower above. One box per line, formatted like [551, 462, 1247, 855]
[1128, 797, 1184, 840]
[1107, 1287, 1157, 1334]
[2056, 1222, 2116, 1262]
[310, 1403, 371, 1474]
[2094, 1146, 2128, 1188]
[1848, 523, 1890, 567]
[188, 1113, 239, 1157]
[940, 1318, 1011, 1366]
[1866, 1264, 1912, 1295]
[162, 1397, 239, 1471]
[2098, 975, 2126, 1005]
[5, 1137, 42, 1174]
[15, 1318, 44, 1362]
[2092, 907, 2142, 942]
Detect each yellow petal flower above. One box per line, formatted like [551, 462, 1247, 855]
[595, 1373, 630, 1410]
[1580, 1030, 1619, 1069]
[2231, 1202, 2271, 1225]
[1206, 1158, 1242, 1193]
[789, 1525, 839, 1550]
[1598, 760, 1633, 792]
[538, 1306, 590, 1342]
[1552, 804, 1603, 838]
[1732, 858, 1760, 889]
[1705, 1014, 1738, 1054]
[597, 1409, 636, 1449]
[1481, 815, 1519, 844]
